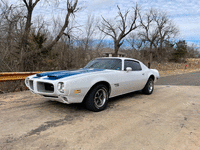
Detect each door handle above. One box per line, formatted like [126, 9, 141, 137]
[142, 73, 145, 75]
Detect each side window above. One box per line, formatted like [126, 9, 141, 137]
[124, 60, 142, 71]
[106, 59, 122, 70]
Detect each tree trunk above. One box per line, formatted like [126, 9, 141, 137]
[19, 7, 33, 72]
[148, 43, 153, 68]
[158, 38, 163, 62]
[114, 41, 119, 57]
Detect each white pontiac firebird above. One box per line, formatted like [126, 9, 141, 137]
[25, 57, 159, 111]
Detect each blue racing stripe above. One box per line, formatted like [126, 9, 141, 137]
[36, 68, 105, 80]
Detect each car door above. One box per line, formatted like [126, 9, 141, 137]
[122, 60, 147, 92]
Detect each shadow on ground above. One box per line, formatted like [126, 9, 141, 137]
[44, 90, 143, 112]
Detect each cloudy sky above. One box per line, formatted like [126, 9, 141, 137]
[8, 0, 200, 46]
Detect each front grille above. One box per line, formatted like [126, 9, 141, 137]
[29, 80, 34, 90]
[37, 82, 54, 93]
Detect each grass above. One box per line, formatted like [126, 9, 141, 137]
[151, 61, 200, 77]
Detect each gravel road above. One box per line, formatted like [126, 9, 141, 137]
[0, 73, 200, 150]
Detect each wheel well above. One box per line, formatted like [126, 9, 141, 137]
[149, 75, 155, 81]
[82, 81, 111, 103]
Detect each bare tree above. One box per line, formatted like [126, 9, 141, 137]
[81, 15, 96, 51]
[138, 9, 160, 67]
[19, 0, 79, 71]
[138, 9, 159, 50]
[126, 33, 144, 51]
[0, 1, 23, 71]
[98, 4, 139, 57]
[21, 0, 40, 47]
[186, 43, 200, 58]
[18, 0, 41, 71]
[153, 10, 178, 61]
[138, 8, 178, 67]
[41, 0, 78, 52]
[53, 15, 76, 70]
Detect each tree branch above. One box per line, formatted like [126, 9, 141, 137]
[97, 26, 115, 39]
[23, 0, 79, 57]
[23, 0, 29, 8]
[101, 16, 117, 38]
[33, 0, 40, 8]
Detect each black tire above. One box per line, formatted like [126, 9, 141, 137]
[85, 84, 109, 112]
[142, 78, 154, 95]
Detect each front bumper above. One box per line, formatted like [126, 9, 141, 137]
[41, 94, 70, 104]
[25, 78, 83, 104]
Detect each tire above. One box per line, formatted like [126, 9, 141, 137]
[85, 84, 109, 112]
[142, 78, 154, 95]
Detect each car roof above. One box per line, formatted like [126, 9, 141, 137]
[96, 57, 140, 62]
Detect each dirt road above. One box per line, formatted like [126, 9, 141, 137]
[0, 74, 200, 150]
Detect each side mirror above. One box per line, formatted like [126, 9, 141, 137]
[126, 67, 132, 72]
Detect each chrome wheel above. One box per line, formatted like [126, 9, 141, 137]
[85, 84, 109, 112]
[94, 88, 107, 108]
[148, 80, 154, 93]
[142, 78, 154, 95]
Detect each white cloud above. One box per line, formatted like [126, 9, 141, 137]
[5, 0, 200, 45]
[88, 0, 115, 9]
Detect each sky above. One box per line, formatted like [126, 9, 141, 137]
[8, 0, 200, 47]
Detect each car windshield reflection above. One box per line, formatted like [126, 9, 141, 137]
[84, 58, 122, 70]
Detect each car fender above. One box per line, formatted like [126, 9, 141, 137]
[145, 69, 159, 83]
[67, 74, 111, 102]
[87, 77, 111, 95]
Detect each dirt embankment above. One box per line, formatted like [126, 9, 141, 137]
[0, 80, 27, 94]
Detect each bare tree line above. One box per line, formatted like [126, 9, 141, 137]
[0, 0, 199, 72]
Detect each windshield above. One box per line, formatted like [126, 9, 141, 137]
[84, 58, 122, 70]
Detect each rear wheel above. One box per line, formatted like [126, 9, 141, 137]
[85, 84, 109, 112]
[142, 78, 154, 95]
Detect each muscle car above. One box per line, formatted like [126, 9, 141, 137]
[25, 57, 159, 111]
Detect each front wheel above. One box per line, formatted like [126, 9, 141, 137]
[85, 84, 109, 112]
[142, 78, 154, 95]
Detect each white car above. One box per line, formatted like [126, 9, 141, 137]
[25, 57, 159, 111]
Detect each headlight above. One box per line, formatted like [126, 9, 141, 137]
[57, 82, 64, 93]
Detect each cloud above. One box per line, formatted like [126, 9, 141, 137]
[5, 0, 200, 46]
[88, 0, 115, 9]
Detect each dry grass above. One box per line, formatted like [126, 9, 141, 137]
[151, 60, 200, 77]
[159, 68, 200, 77]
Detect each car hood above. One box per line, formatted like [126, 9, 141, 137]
[36, 68, 106, 80]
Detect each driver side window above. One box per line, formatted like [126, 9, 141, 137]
[124, 60, 142, 71]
